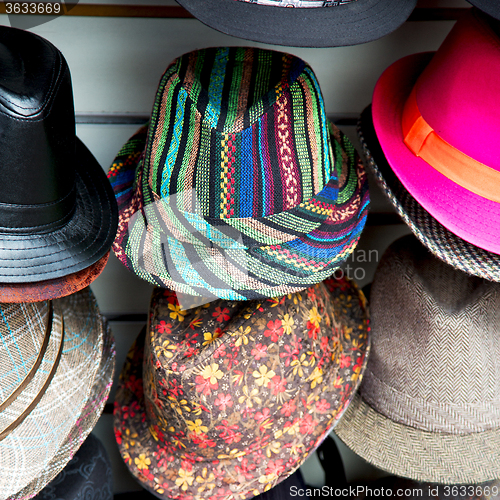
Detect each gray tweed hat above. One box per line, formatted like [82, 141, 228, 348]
[335, 235, 500, 484]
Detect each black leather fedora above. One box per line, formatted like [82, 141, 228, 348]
[0, 26, 117, 282]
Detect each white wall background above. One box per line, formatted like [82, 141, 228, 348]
[0, 0, 469, 492]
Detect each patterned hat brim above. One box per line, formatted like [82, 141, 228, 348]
[358, 105, 500, 282]
[0, 139, 118, 283]
[0, 251, 109, 303]
[12, 319, 115, 499]
[110, 125, 369, 300]
[334, 393, 500, 483]
[114, 278, 371, 499]
[0, 288, 113, 498]
[176, 0, 416, 48]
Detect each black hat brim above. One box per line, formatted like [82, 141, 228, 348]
[176, 0, 416, 47]
[0, 139, 118, 283]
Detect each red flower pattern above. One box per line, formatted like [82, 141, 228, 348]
[115, 276, 370, 500]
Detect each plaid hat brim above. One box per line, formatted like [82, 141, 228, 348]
[359, 105, 500, 282]
[0, 288, 114, 498]
[12, 321, 115, 499]
[176, 0, 416, 48]
[114, 277, 370, 499]
[110, 124, 369, 300]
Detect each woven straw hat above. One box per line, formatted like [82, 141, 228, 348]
[0, 288, 115, 499]
[335, 235, 500, 484]
[175, 0, 416, 48]
[358, 106, 500, 282]
[114, 276, 370, 499]
[108, 46, 369, 301]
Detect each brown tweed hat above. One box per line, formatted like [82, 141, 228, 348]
[335, 235, 500, 484]
[0, 287, 115, 499]
[114, 276, 370, 499]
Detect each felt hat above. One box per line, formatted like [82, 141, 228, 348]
[175, 0, 416, 47]
[358, 106, 500, 282]
[114, 275, 370, 499]
[31, 434, 113, 500]
[369, 8, 500, 256]
[0, 26, 117, 284]
[108, 46, 369, 301]
[335, 235, 500, 484]
[0, 288, 115, 499]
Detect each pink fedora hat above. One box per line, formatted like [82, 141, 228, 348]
[372, 8, 500, 255]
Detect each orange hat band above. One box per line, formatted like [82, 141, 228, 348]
[402, 86, 500, 204]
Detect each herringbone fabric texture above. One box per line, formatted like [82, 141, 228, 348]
[335, 235, 500, 483]
[108, 47, 369, 300]
[0, 288, 115, 499]
[357, 106, 500, 282]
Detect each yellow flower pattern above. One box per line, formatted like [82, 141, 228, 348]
[115, 277, 370, 499]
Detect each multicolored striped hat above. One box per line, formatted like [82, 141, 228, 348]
[109, 47, 369, 301]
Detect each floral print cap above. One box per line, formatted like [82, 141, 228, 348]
[114, 276, 370, 499]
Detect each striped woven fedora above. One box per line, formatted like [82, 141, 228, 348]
[358, 106, 500, 281]
[114, 276, 370, 499]
[0, 288, 115, 499]
[109, 47, 369, 301]
[335, 235, 500, 484]
[175, 0, 417, 48]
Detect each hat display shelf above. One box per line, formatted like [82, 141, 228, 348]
[0, 0, 488, 496]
